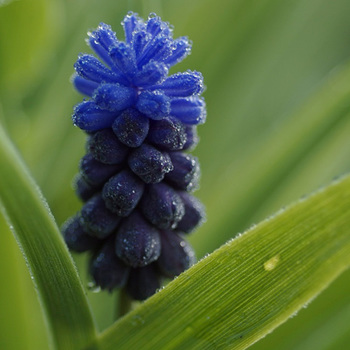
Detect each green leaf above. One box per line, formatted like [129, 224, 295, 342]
[98, 174, 350, 350]
[0, 123, 97, 350]
[0, 216, 49, 350]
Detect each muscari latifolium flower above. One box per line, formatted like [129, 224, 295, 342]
[62, 12, 206, 301]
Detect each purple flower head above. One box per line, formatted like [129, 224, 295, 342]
[63, 13, 206, 301]
[72, 13, 206, 133]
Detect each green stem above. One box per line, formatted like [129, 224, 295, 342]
[117, 288, 133, 320]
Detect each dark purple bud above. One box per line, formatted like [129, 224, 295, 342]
[88, 129, 129, 164]
[62, 214, 99, 252]
[128, 144, 173, 184]
[80, 194, 120, 239]
[141, 183, 185, 229]
[112, 108, 149, 148]
[176, 191, 206, 233]
[90, 239, 130, 291]
[157, 230, 196, 278]
[165, 152, 200, 192]
[147, 117, 187, 151]
[74, 174, 100, 202]
[102, 170, 144, 216]
[127, 264, 160, 300]
[182, 125, 199, 151]
[115, 211, 161, 267]
[80, 153, 122, 187]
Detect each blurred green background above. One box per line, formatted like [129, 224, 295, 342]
[1, 0, 350, 349]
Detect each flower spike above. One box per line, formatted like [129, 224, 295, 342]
[62, 12, 206, 300]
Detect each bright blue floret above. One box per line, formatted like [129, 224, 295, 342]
[63, 13, 206, 301]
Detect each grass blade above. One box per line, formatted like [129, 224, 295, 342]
[98, 174, 350, 350]
[0, 124, 97, 350]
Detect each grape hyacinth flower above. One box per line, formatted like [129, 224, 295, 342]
[62, 12, 206, 301]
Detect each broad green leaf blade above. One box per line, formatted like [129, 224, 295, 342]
[98, 174, 350, 350]
[0, 124, 97, 350]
